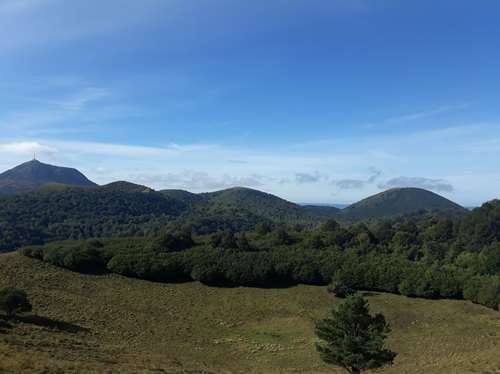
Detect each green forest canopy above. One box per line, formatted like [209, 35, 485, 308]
[21, 199, 500, 311]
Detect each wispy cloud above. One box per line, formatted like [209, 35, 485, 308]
[331, 167, 383, 190]
[0, 140, 219, 168]
[362, 104, 470, 129]
[51, 87, 110, 112]
[0, 0, 177, 52]
[228, 159, 248, 165]
[48, 140, 217, 159]
[132, 171, 266, 191]
[384, 104, 469, 124]
[295, 172, 327, 184]
[456, 137, 500, 153]
[0, 86, 113, 135]
[335, 179, 365, 190]
[0, 141, 56, 157]
[0, 0, 375, 54]
[379, 176, 454, 193]
[367, 166, 383, 183]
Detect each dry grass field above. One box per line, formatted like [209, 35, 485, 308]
[1, 252, 500, 373]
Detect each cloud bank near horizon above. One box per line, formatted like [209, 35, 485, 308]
[0, 136, 483, 205]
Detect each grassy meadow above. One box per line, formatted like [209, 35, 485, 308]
[1, 252, 500, 373]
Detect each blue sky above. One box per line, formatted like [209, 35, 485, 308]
[0, 0, 499, 206]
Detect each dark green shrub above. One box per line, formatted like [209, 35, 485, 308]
[476, 277, 500, 310]
[62, 247, 105, 273]
[271, 228, 292, 246]
[463, 276, 482, 304]
[190, 256, 226, 285]
[327, 280, 355, 298]
[321, 219, 340, 232]
[210, 230, 237, 249]
[150, 231, 194, 252]
[254, 222, 272, 235]
[0, 288, 32, 317]
[20, 246, 44, 260]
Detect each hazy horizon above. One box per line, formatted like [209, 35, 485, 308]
[0, 158, 482, 208]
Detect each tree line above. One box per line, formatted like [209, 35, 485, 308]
[21, 199, 500, 311]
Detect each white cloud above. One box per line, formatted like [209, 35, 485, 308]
[379, 177, 454, 193]
[48, 140, 216, 158]
[0, 141, 56, 156]
[132, 171, 265, 191]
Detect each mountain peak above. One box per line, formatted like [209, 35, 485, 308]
[0, 160, 98, 195]
[342, 187, 467, 220]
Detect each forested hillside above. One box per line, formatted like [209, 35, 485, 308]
[169, 187, 341, 233]
[22, 199, 500, 311]
[341, 187, 467, 220]
[0, 161, 472, 253]
[0, 183, 187, 251]
[0, 184, 332, 251]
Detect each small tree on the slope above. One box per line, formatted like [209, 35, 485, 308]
[315, 295, 396, 374]
[0, 288, 32, 318]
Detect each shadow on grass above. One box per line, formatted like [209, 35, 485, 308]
[0, 314, 89, 333]
[361, 291, 381, 297]
[15, 315, 89, 333]
[0, 318, 12, 333]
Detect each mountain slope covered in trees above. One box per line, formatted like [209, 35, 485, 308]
[341, 188, 467, 221]
[0, 182, 187, 251]
[200, 187, 340, 224]
[161, 187, 341, 234]
[0, 161, 473, 252]
[21, 197, 500, 311]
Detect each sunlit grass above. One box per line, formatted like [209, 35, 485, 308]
[1, 252, 499, 373]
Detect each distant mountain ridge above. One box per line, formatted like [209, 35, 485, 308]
[0, 160, 471, 252]
[0, 160, 97, 195]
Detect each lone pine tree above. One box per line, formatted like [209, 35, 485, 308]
[315, 295, 396, 374]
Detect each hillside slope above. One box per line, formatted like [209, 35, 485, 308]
[0, 253, 499, 373]
[342, 188, 467, 221]
[0, 184, 188, 251]
[164, 187, 341, 233]
[161, 189, 206, 205]
[202, 187, 326, 223]
[0, 160, 97, 195]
